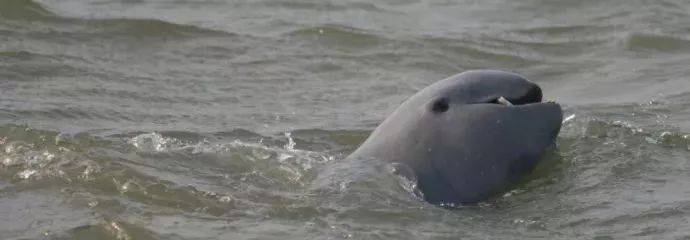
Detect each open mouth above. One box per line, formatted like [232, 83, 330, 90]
[488, 84, 547, 106]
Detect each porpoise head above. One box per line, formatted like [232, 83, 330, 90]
[351, 70, 563, 204]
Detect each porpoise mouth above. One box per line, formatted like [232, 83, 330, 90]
[488, 84, 549, 106]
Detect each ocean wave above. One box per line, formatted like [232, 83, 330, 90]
[0, 125, 351, 225]
[0, 0, 55, 21]
[286, 25, 385, 49]
[422, 36, 543, 68]
[625, 33, 690, 53]
[1, 0, 234, 38]
[256, 0, 386, 12]
[515, 24, 614, 37]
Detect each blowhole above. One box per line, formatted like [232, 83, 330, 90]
[431, 97, 449, 113]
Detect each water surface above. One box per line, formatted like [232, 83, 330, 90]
[2, 0, 690, 239]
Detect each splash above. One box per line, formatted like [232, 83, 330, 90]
[127, 131, 335, 185]
[284, 131, 296, 151]
[128, 132, 179, 152]
[563, 114, 576, 124]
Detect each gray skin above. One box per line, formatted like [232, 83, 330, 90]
[349, 70, 563, 204]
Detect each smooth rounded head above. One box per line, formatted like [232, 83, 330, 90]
[352, 70, 563, 204]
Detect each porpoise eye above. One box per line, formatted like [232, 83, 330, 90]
[431, 97, 449, 113]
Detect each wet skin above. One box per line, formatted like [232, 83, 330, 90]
[350, 70, 563, 204]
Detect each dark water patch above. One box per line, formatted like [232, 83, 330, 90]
[626, 33, 690, 53]
[67, 220, 161, 240]
[0, 0, 55, 21]
[290, 129, 369, 155]
[22, 17, 235, 40]
[1, 0, 233, 40]
[0, 29, 13, 37]
[79, 18, 231, 39]
[84, 166, 234, 216]
[0, 51, 91, 80]
[0, 62, 85, 80]
[0, 190, 97, 239]
[334, 207, 430, 226]
[515, 24, 614, 37]
[6, 108, 115, 123]
[0, 50, 89, 64]
[0, 50, 39, 60]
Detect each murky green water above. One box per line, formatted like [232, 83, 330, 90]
[2, 0, 690, 239]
